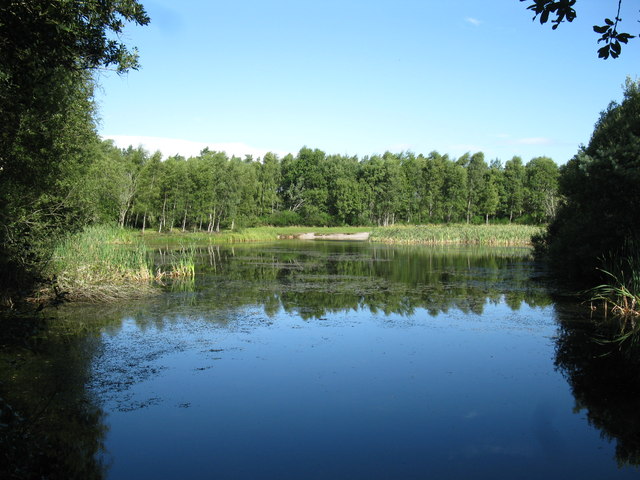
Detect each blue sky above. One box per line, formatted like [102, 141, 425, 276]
[96, 0, 640, 164]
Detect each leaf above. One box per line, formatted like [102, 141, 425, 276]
[593, 25, 609, 34]
[617, 33, 635, 43]
[598, 45, 610, 59]
[612, 41, 622, 55]
[540, 9, 550, 24]
[605, 18, 614, 26]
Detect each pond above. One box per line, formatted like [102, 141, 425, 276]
[2, 241, 639, 479]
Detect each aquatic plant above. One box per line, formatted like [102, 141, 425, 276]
[590, 249, 640, 318]
[157, 244, 196, 280]
[369, 224, 543, 246]
[44, 225, 198, 302]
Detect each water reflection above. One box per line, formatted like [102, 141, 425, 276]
[554, 303, 640, 468]
[0, 315, 108, 479]
[2, 242, 640, 478]
[161, 242, 552, 320]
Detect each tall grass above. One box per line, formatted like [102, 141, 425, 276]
[47, 225, 153, 301]
[143, 226, 372, 246]
[156, 245, 196, 279]
[142, 224, 542, 247]
[369, 224, 543, 246]
[45, 225, 196, 302]
[590, 247, 640, 318]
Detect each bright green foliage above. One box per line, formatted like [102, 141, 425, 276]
[503, 156, 526, 222]
[525, 156, 559, 223]
[479, 164, 502, 224]
[421, 152, 447, 222]
[257, 153, 282, 215]
[0, 0, 148, 298]
[81, 143, 559, 234]
[462, 152, 488, 223]
[441, 161, 468, 223]
[542, 79, 640, 283]
[370, 224, 543, 246]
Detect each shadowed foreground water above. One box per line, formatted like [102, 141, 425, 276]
[1, 242, 639, 479]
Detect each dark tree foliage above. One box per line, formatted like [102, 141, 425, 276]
[0, 1, 149, 300]
[540, 79, 640, 282]
[521, 0, 635, 58]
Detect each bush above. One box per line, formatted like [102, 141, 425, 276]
[540, 78, 640, 285]
[263, 211, 303, 226]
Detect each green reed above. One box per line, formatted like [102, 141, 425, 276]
[369, 224, 543, 246]
[46, 225, 198, 302]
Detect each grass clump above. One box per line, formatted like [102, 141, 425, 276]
[370, 224, 543, 246]
[142, 226, 371, 246]
[157, 245, 196, 279]
[590, 249, 640, 318]
[47, 224, 154, 301]
[45, 225, 197, 302]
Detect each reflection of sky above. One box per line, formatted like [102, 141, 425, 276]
[95, 299, 637, 479]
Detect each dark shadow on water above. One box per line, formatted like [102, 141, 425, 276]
[0, 314, 108, 479]
[554, 300, 640, 468]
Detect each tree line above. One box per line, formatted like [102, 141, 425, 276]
[89, 143, 560, 232]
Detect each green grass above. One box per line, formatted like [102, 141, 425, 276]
[45, 225, 196, 302]
[157, 245, 196, 280]
[141, 226, 372, 246]
[140, 224, 542, 247]
[369, 224, 543, 246]
[590, 251, 640, 319]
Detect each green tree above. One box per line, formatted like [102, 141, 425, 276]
[503, 156, 526, 222]
[441, 160, 468, 223]
[257, 153, 282, 216]
[461, 152, 488, 223]
[479, 163, 502, 225]
[542, 79, 640, 281]
[0, 0, 149, 297]
[421, 152, 447, 222]
[525, 156, 559, 223]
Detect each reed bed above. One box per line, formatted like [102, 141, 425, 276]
[142, 224, 541, 247]
[369, 224, 543, 246]
[47, 225, 194, 302]
[157, 245, 196, 279]
[143, 226, 371, 246]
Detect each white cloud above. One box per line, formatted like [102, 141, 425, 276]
[465, 17, 482, 26]
[102, 135, 290, 160]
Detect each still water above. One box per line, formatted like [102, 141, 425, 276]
[2, 241, 639, 479]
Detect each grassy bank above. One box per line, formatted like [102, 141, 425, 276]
[42, 225, 195, 302]
[141, 226, 372, 246]
[141, 224, 541, 247]
[369, 224, 543, 246]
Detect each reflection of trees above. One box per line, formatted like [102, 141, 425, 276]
[0, 315, 108, 479]
[58, 243, 552, 325]
[554, 304, 640, 467]
[0, 243, 554, 477]
[199, 243, 551, 320]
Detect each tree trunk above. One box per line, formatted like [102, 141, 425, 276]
[159, 194, 167, 233]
